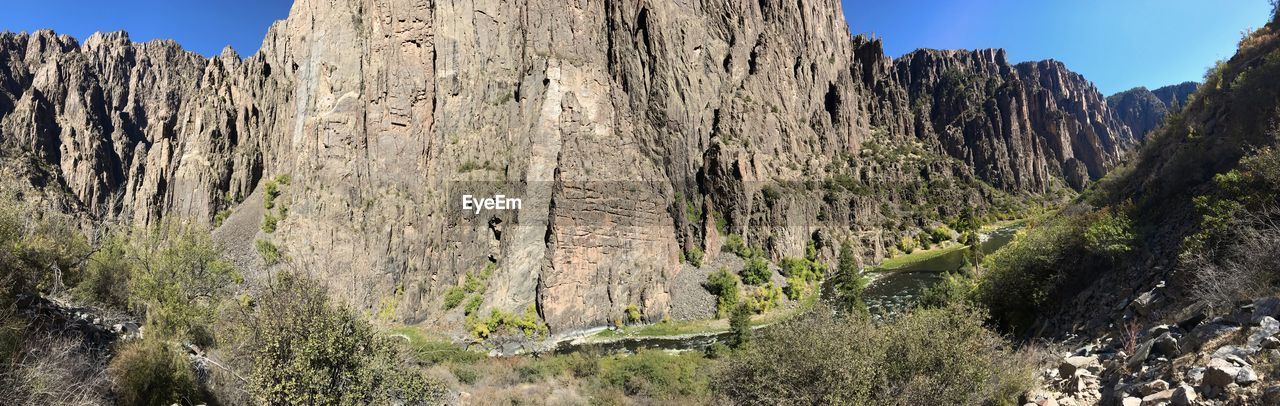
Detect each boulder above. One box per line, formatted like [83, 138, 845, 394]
[1171, 384, 1196, 406]
[1251, 297, 1280, 325]
[1126, 339, 1155, 370]
[1187, 322, 1240, 350]
[1152, 332, 1180, 357]
[1237, 365, 1258, 385]
[1131, 291, 1157, 316]
[1146, 324, 1170, 337]
[1203, 358, 1241, 387]
[1121, 396, 1141, 406]
[1059, 356, 1098, 377]
[1248, 316, 1280, 348]
[1176, 311, 1207, 332]
[1263, 336, 1280, 349]
[1140, 389, 1173, 405]
[1139, 379, 1169, 396]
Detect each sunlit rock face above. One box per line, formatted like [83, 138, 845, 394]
[0, 0, 1139, 332]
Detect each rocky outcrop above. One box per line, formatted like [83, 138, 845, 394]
[892, 50, 1136, 190]
[1035, 298, 1280, 405]
[1108, 81, 1199, 140]
[0, 0, 1148, 333]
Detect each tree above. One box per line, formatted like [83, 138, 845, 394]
[728, 303, 753, 349]
[832, 241, 868, 315]
[705, 268, 741, 318]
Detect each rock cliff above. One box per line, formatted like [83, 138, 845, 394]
[1107, 81, 1199, 140]
[0, 0, 1149, 332]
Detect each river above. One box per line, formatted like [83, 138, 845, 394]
[862, 226, 1020, 317]
[547, 225, 1022, 355]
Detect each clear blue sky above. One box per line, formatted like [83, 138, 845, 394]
[843, 0, 1275, 94]
[0, 1, 1270, 95]
[0, 1, 292, 57]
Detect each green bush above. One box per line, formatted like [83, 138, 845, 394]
[723, 234, 749, 257]
[124, 222, 242, 343]
[443, 287, 466, 310]
[626, 304, 643, 323]
[233, 272, 443, 404]
[704, 268, 741, 318]
[974, 212, 1088, 333]
[464, 294, 483, 316]
[744, 283, 783, 314]
[740, 257, 771, 286]
[598, 350, 710, 400]
[74, 235, 131, 309]
[255, 239, 280, 266]
[451, 365, 480, 385]
[685, 247, 704, 267]
[714, 304, 1034, 405]
[109, 339, 202, 406]
[261, 213, 279, 233]
[1083, 207, 1135, 256]
[465, 304, 548, 340]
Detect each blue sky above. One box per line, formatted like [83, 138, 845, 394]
[0, 1, 292, 58]
[0, 1, 1270, 95]
[843, 0, 1275, 94]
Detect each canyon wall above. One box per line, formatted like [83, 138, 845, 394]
[0, 0, 1143, 332]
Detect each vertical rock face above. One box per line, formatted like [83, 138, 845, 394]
[892, 50, 1135, 190]
[0, 0, 1151, 332]
[1108, 82, 1200, 140]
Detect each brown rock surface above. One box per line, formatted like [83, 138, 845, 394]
[0, 0, 1148, 332]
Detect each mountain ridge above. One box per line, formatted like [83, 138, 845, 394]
[0, 0, 1162, 333]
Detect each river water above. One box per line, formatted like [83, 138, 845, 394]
[862, 226, 1020, 317]
[549, 226, 1022, 355]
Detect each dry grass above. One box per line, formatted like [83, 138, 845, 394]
[0, 331, 112, 406]
[1187, 208, 1280, 310]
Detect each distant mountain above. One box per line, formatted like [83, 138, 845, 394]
[1107, 81, 1200, 140]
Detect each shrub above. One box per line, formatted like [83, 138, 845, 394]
[1188, 206, 1280, 307]
[744, 283, 783, 314]
[704, 268, 741, 318]
[896, 235, 918, 254]
[109, 339, 202, 406]
[464, 294, 483, 316]
[232, 272, 444, 404]
[598, 350, 710, 400]
[465, 305, 548, 340]
[125, 222, 242, 343]
[75, 234, 131, 309]
[255, 239, 281, 266]
[626, 304, 643, 323]
[685, 247, 704, 267]
[723, 234, 749, 257]
[1083, 207, 1135, 256]
[974, 211, 1088, 333]
[443, 287, 466, 310]
[451, 365, 480, 385]
[714, 304, 1034, 405]
[927, 224, 956, 244]
[261, 212, 279, 233]
[740, 257, 772, 286]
